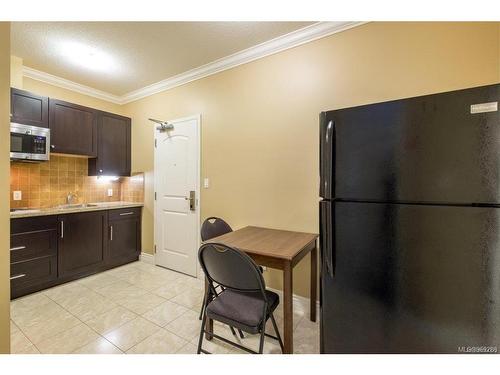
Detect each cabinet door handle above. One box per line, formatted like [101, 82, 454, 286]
[110, 225, 113, 241]
[10, 274, 26, 280]
[119, 212, 134, 216]
[10, 246, 26, 251]
[60, 221, 64, 239]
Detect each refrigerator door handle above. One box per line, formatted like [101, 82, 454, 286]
[326, 202, 334, 277]
[320, 201, 334, 277]
[325, 120, 333, 143]
[320, 112, 335, 200]
[319, 112, 335, 199]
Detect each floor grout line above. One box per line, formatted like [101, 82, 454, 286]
[121, 320, 174, 354]
[37, 291, 96, 354]
[10, 323, 40, 353]
[11, 260, 319, 354]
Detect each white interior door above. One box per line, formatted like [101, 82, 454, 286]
[154, 115, 200, 276]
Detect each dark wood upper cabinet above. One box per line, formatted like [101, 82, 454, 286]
[58, 211, 106, 279]
[49, 98, 98, 156]
[11, 89, 131, 163]
[10, 88, 49, 128]
[88, 111, 131, 176]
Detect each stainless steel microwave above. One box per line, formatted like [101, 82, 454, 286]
[10, 123, 50, 161]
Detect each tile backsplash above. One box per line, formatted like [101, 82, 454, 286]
[10, 155, 144, 209]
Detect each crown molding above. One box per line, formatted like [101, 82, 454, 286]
[121, 21, 367, 104]
[22, 21, 366, 105]
[23, 66, 123, 104]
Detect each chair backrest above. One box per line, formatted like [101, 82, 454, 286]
[200, 217, 233, 242]
[198, 243, 267, 296]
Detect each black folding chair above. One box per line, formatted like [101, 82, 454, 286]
[197, 242, 284, 354]
[200, 217, 233, 243]
[199, 217, 244, 339]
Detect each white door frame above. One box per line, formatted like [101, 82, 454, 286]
[153, 114, 201, 277]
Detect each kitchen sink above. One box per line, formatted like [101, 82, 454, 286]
[56, 203, 99, 209]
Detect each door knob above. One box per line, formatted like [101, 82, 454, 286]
[51, 145, 55, 149]
[184, 191, 196, 211]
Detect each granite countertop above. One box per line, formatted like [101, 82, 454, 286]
[10, 201, 144, 219]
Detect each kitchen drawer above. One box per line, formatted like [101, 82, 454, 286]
[11, 256, 57, 299]
[11, 215, 58, 234]
[10, 229, 57, 263]
[108, 207, 141, 220]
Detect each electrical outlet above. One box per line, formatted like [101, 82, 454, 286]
[204, 178, 210, 188]
[13, 191, 22, 201]
[107, 189, 113, 197]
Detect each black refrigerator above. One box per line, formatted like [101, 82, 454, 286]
[319, 84, 500, 354]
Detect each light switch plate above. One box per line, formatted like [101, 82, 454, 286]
[107, 189, 113, 197]
[204, 178, 210, 188]
[13, 191, 22, 201]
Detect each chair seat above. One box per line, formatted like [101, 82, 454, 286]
[206, 289, 279, 334]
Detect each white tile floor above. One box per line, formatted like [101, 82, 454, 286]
[10, 260, 319, 354]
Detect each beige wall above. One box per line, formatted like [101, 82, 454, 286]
[1, 22, 11, 353]
[123, 22, 500, 298]
[6, 22, 500, 299]
[10, 56, 22, 89]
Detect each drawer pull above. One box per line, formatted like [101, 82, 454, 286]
[10, 274, 26, 280]
[119, 212, 134, 216]
[10, 246, 26, 251]
[110, 225, 113, 241]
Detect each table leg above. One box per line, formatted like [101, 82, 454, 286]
[283, 261, 293, 354]
[310, 244, 317, 322]
[204, 277, 213, 340]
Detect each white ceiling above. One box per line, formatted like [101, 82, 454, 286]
[11, 22, 314, 96]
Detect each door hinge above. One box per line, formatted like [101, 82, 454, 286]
[154, 245, 157, 254]
[154, 192, 157, 200]
[154, 139, 157, 148]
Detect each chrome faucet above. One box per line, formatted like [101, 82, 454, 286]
[66, 192, 78, 205]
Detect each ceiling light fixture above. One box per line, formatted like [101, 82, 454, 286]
[59, 41, 115, 73]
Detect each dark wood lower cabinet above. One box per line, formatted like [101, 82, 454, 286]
[107, 208, 141, 267]
[58, 211, 107, 279]
[10, 207, 142, 299]
[10, 216, 58, 299]
[11, 257, 58, 299]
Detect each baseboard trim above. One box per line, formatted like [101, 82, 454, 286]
[140, 252, 155, 264]
[268, 287, 320, 316]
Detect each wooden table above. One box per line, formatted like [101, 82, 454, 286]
[205, 225, 318, 354]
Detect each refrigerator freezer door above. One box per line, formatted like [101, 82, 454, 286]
[330, 84, 500, 204]
[321, 201, 500, 353]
